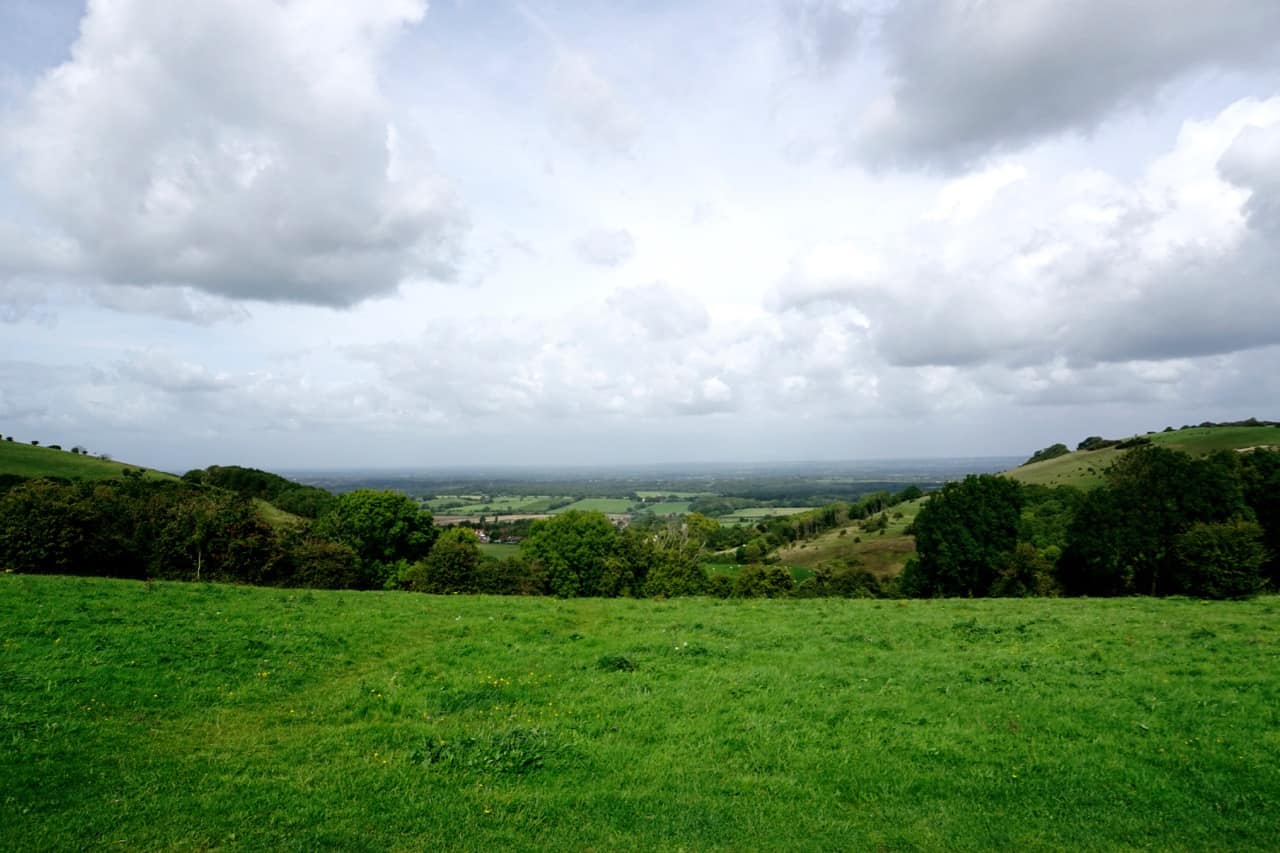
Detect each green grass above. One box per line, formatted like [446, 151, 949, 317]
[642, 501, 692, 515]
[426, 496, 557, 516]
[715, 506, 814, 525]
[552, 498, 635, 514]
[636, 491, 710, 499]
[0, 441, 176, 482]
[1006, 426, 1280, 490]
[777, 500, 924, 576]
[4, 574, 1278, 850]
[478, 543, 522, 560]
[1149, 425, 1280, 454]
[252, 498, 307, 531]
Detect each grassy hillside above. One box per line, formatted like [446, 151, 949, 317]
[0, 440, 175, 482]
[1007, 425, 1280, 489]
[3, 575, 1277, 850]
[776, 499, 924, 576]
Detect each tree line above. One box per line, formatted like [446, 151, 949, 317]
[903, 446, 1279, 599]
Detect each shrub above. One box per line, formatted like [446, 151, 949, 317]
[733, 563, 793, 598]
[1172, 520, 1267, 599]
[706, 573, 734, 598]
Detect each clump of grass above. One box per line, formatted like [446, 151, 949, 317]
[596, 654, 637, 672]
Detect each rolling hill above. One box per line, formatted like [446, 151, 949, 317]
[0, 439, 176, 482]
[1006, 424, 1280, 489]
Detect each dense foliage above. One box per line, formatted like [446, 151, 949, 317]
[904, 447, 1278, 600]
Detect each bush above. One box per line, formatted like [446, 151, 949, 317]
[286, 539, 362, 589]
[1022, 443, 1070, 466]
[990, 543, 1058, 597]
[1172, 521, 1267, 599]
[706, 573, 734, 598]
[733, 564, 794, 598]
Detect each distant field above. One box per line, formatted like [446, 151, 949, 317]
[425, 495, 556, 516]
[0, 441, 175, 482]
[641, 501, 691, 515]
[552, 498, 635, 514]
[636, 491, 710, 499]
[477, 542, 521, 559]
[3, 575, 1277, 850]
[716, 506, 813, 524]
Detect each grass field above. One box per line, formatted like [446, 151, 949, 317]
[1006, 425, 1280, 489]
[552, 498, 635, 514]
[0, 441, 175, 482]
[1150, 425, 1280, 454]
[716, 506, 814, 525]
[477, 543, 522, 560]
[425, 496, 557, 516]
[641, 501, 692, 515]
[636, 491, 710, 499]
[4, 574, 1278, 850]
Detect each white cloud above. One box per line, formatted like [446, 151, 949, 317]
[3, 0, 465, 307]
[548, 51, 639, 154]
[573, 227, 635, 267]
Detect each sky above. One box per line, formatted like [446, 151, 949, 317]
[2, 0, 1280, 472]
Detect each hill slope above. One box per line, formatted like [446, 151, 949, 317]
[1006, 425, 1280, 489]
[0, 440, 175, 482]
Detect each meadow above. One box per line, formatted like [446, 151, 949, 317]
[3, 574, 1277, 850]
[0, 441, 175, 482]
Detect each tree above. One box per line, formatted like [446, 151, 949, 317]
[405, 527, 481, 593]
[1059, 447, 1249, 596]
[1022, 443, 1070, 466]
[909, 474, 1024, 597]
[1240, 449, 1280, 584]
[524, 510, 617, 597]
[313, 490, 436, 588]
[1171, 520, 1267, 599]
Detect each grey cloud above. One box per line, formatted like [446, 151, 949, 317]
[573, 228, 635, 267]
[91, 286, 250, 326]
[855, 0, 1280, 170]
[5, 0, 466, 308]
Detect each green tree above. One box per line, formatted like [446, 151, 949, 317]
[909, 474, 1024, 597]
[313, 490, 436, 589]
[524, 510, 617, 597]
[1059, 447, 1249, 596]
[1240, 448, 1280, 584]
[1171, 520, 1267, 599]
[405, 527, 481, 593]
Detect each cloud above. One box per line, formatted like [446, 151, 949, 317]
[854, 0, 1280, 169]
[572, 227, 635, 267]
[90, 286, 251, 325]
[548, 51, 639, 154]
[3, 0, 466, 308]
[780, 0, 864, 74]
[778, 97, 1280, 369]
[606, 282, 709, 340]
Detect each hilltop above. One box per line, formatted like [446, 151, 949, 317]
[0, 438, 175, 482]
[1006, 423, 1280, 489]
